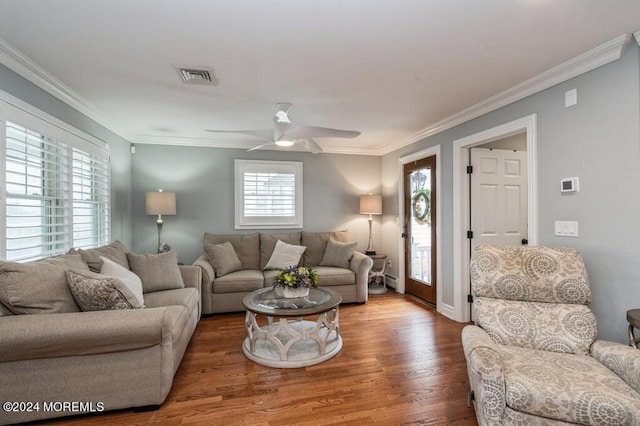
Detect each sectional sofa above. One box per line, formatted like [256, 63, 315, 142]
[0, 241, 201, 425]
[193, 231, 373, 314]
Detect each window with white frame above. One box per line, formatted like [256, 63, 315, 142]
[235, 159, 303, 229]
[1, 98, 110, 261]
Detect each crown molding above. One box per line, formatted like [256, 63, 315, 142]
[380, 33, 633, 156]
[0, 38, 134, 142]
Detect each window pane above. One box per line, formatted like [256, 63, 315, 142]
[5, 122, 70, 261]
[243, 172, 296, 217]
[72, 148, 110, 249]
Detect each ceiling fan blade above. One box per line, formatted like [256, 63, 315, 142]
[301, 138, 323, 154]
[206, 129, 273, 142]
[247, 142, 275, 152]
[283, 125, 360, 140]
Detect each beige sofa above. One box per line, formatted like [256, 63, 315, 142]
[193, 231, 373, 315]
[0, 242, 201, 425]
[462, 245, 640, 425]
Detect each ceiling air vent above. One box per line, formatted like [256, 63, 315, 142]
[176, 66, 217, 86]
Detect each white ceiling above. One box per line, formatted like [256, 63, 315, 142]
[0, 1, 639, 155]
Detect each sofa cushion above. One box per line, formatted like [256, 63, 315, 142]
[212, 270, 264, 294]
[204, 241, 242, 277]
[77, 240, 129, 272]
[100, 256, 144, 307]
[264, 240, 306, 270]
[474, 297, 597, 355]
[66, 269, 144, 311]
[0, 253, 87, 314]
[127, 251, 185, 293]
[320, 239, 357, 269]
[313, 266, 355, 286]
[143, 287, 199, 315]
[499, 345, 640, 425]
[259, 232, 302, 269]
[262, 269, 279, 288]
[204, 232, 260, 270]
[301, 231, 350, 267]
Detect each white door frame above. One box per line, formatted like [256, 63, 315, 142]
[452, 114, 538, 323]
[398, 145, 447, 317]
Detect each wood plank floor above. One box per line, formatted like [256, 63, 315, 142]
[42, 291, 478, 425]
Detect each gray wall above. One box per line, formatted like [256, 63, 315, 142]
[131, 144, 382, 264]
[381, 43, 640, 343]
[0, 64, 133, 246]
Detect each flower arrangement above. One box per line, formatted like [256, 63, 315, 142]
[274, 265, 318, 290]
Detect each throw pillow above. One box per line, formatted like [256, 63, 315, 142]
[0, 253, 88, 314]
[77, 240, 129, 272]
[319, 239, 357, 269]
[259, 232, 302, 269]
[99, 256, 144, 307]
[204, 241, 243, 277]
[204, 232, 260, 270]
[263, 240, 307, 270]
[126, 251, 185, 293]
[301, 231, 351, 266]
[66, 269, 144, 311]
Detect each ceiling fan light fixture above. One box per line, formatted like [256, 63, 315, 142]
[275, 140, 294, 147]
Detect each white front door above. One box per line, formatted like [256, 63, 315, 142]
[470, 147, 528, 249]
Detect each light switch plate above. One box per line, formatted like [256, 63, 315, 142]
[555, 221, 579, 237]
[565, 89, 577, 107]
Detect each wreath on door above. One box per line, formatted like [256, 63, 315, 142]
[412, 188, 431, 225]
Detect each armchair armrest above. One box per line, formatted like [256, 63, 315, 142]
[193, 254, 214, 285]
[591, 339, 640, 394]
[179, 265, 202, 292]
[193, 254, 215, 314]
[350, 251, 373, 303]
[179, 265, 202, 317]
[461, 325, 506, 425]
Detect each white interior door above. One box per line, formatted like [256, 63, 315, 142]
[470, 148, 528, 249]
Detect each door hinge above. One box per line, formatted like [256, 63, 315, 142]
[467, 230, 473, 239]
[467, 294, 474, 303]
[466, 165, 473, 174]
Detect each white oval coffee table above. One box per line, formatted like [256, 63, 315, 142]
[242, 287, 342, 368]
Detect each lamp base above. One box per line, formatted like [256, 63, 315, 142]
[365, 250, 376, 255]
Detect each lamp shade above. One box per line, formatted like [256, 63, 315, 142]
[145, 191, 176, 215]
[360, 194, 382, 215]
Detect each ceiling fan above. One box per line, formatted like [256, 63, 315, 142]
[206, 103, 360, 154]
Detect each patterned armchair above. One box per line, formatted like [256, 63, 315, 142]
[462, 245, 640, 425]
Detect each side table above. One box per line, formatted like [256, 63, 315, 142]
[368, 253, 388, 295]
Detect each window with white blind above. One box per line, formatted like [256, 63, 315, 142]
[1, 97, 110, 261]
[234, 159, 303, 229]
[72, 149, 110, 249]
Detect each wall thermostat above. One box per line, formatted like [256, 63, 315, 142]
[561, 177, 579, 193]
